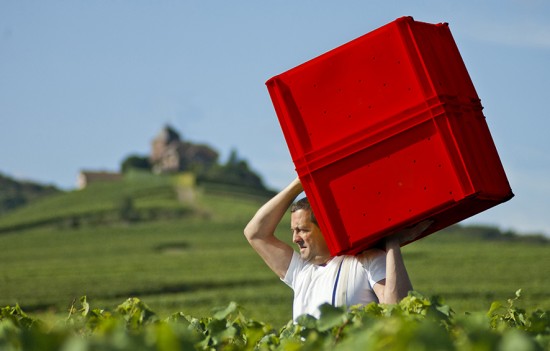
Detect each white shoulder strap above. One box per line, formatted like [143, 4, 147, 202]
[332, 256, 353, 307]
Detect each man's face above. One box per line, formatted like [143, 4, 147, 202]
[291, 209, 331, 265]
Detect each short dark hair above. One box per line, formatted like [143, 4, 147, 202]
[290, 197, 318, 226]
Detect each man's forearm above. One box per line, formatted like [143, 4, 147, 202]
[382, 238, 413, 304]
[380, 221, 432, 303]
[244, 177, 303, 241]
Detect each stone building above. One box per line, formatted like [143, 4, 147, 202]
[77, 171, 123, 189]
[150, 125, 219, 174]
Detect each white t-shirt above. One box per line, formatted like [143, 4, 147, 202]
[282, 249, 386, 320]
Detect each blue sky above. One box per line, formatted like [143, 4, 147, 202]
[1, 1, 549, 236]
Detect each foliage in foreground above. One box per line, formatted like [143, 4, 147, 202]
[0, 291, 548, 351]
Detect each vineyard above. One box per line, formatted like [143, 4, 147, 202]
[0, 173, 549, 349]
[1, 291, 549, 350]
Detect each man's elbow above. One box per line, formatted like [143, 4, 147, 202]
[243, 225, 253, 242]
[243, 223, 260, 243]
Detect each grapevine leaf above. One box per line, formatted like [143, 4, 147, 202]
[317, 303, 347, 332]
[295, 314, 317, 329]
[212, 301, 238, 320]
[488, 301, 503, 316]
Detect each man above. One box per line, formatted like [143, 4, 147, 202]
[244, 177, 431, 320]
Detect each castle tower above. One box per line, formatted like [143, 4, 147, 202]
[150, 125, 182, 173]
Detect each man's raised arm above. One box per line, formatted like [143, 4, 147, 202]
[375, 221, 433, 304]
[244, 177, 303, 278]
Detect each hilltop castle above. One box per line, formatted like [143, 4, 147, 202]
[79, 125, 267, 191]
[150, 125, 219, 174]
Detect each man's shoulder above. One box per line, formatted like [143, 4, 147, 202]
[354, 248, 386, 263]
[285, 251, 310, 277]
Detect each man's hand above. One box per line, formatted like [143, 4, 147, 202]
[387, 220, 434, 247]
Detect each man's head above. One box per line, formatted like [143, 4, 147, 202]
[290, 197, 331, 265]
[290, 197, 318, 225]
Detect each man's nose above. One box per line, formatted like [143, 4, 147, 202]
[292, 230, 299, 243]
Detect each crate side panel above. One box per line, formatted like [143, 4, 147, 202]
[266, 78, 313, 159]
[333, 120, 460, 246]
[301, 119, 462, 255]
[271, 21, 428, 156]
[408, 21, 479, 102]
[445, 108, 514, 199]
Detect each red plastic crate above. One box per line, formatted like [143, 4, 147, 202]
[266, 17, 513, 255]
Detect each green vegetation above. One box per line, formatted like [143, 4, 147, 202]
[1, 291, 548, 350]
[0, 171, 548, 343]
[0, 172, 61, 216]
[0, 172, 290, 325]
[0, 171, 190, 232]
[198, 149, 268, 191]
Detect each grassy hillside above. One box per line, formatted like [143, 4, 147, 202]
[0, 173, 548, 328]
[0, 172, 60, 216]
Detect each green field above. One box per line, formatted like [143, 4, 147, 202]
[0, 174, 548, 328]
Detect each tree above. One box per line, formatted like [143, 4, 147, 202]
[203, 149, 266, 189]
[0, 172, 60, 215]
[120, 155, 152, 173]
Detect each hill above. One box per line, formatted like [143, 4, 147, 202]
[0, 172, 61, 216]
[0, 173, 547, 327]
[0, 170, 275, 234]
